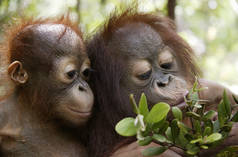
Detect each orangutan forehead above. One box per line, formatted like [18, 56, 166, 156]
[35, 24, 83, 46]
[24, 24, 85, 56]
[108, 22, 164, 59]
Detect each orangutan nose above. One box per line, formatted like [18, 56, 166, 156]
[78, 84, 87, 92]
[156, 75, 171, 87]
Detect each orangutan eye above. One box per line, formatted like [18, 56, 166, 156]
[66, 70, 77, 80]
[82, 68, 94, 80]
[137, 69, 152, 80]
[81, 59, 92, 80]
[160, 62, 172, 70]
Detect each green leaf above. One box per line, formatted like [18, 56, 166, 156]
[158, 121, 169, 134]
[138, 93, 149, 118]
[203, 127, 212, 136]
[200, 145, 208, 149]
[152, 118, 165, 132]
[165, 127, 173, 141]
[138, 136, 153, 146]
[186, 112, 201, 120]
[186, 144, 200, 155]
[205, 133, 222, 144]
[218, 101, 226, 127]
[171, 119, 180, 141]
[232, 95, 238, 104]
[194, 103, 202, 109]
[223, 90, 231, 117]
[192, 79, 198, 91]
[142, 146, 168, 156]
[146, 102, 170, 124]
[130, 94, 139, 114]
[172, 107, 183, 121]
[115, 117, 137, 136]
[213, 120, 220, 132]
[152, 134, 167, 143]
[231, 112, 238, 122]
[203, 110, 216, 120]
[177, 121, 191, 134]
[194, 120, 202, 134]
[190, 138, 203, 144]
[185, 134, 193, 141]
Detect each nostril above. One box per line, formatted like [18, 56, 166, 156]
[157, 81, 166, 87]
[78, 85, 86, 91]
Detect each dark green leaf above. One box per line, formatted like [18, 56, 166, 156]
[152, 134, 167, 143]
[130, 94, 139, 114]
[186, 144, 200, 155]
[165, 127, 173, 141]
[171, 119, 179, 141]
[223, 90, 231, 117]
[172, 106, 183, 121]
[115, 117, 137, 136]
[186, 112, 201, 120]
[146, 102, 170, 124]
[204, 120, 213, 131]
[138, 136, 153, 146]
[185, 134, 193, 141]
[231, 112, 238, 122]
[142, 146, 168, 156]
[221, 122, 233, 132]
[158, 121, 169, 134]
[194, 120, 202, 134]
[152, 118, 165, 132]
[177, 121, 191, 134]
[138, 93, 149, 117]
[232, 95, 238, 104]
[218, 101, 226, 127]
[177, 130, 189, 147]
[213, 120, 220, 132]
[203, 110, 216, 120]
[203, 127, 212, 136]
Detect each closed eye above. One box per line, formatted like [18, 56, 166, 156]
[137, 69, 152, 80]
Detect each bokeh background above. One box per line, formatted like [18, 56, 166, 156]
[0, 0, 238, 97]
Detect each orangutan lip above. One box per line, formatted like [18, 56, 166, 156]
[172, 97, 185, 107]
[68, 107, 91, 117]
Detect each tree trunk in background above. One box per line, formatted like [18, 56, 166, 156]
[76, 0, 81, 23]
[167, 0, 176, 20]
[101, 0, 106, 5]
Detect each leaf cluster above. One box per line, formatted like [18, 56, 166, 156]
[115, 80, 238, 156]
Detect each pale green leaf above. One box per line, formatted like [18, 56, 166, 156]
[138, 93, 149, 118]
[172, 107, 183, 121]
[146, 103, 170, 124]
[115, 117, 137, 136]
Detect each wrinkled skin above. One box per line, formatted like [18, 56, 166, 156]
[0, 19, 94, 157]
[107, 23, 189, 107]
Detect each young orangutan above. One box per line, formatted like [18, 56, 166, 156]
[0, 17, 94, 157]
[86, 8, 238, 157]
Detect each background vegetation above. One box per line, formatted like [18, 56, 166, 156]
[0, 0, 238, 96]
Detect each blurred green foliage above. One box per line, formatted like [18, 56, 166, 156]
[0, 0, 237, 92]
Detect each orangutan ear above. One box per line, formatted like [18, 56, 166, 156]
[8, 61, 28, 84]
